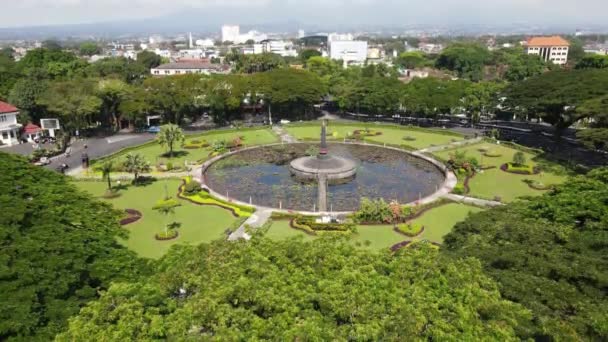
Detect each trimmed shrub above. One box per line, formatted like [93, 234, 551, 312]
[155, 230, 178, 241]
[183, 179, 202, 195]
[396, 223, 424, 237]
[452, 184, 466, 195]
[512, 151, 527, 166]
[403, 136, 417, 141]
[291, 216, 355, 234]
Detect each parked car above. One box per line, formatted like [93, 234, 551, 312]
[147, 126, 161, 134]
[34, 157, 51, 166]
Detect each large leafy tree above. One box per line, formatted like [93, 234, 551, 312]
[136, 50, 162, 70]
[401, 77, 471, 118]
[39, 78, 102, 144]
[462, 81, 505, 123]
[0, 153, 147, 341]
[443, 170, 608, 340]
[234, 53, 285, 73]
[57, 238, 531, 340]
[7, 78, 49, 124]
[504, 68, 608, 136]
[436, 43, 491, 81]
[78, 42, 101, 57]
[97, 79, 132, 131]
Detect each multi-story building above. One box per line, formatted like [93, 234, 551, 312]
[329, 40, 368, 67]
[0, 101, 21, 146]
[525, 36, 570, 65]
[150, 61, 230, 76]
[221, 25, 240, 43]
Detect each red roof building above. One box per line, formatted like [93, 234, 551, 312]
[0, 101, 19, 114]
[24, 123, 42, 134]
[0, 101, 21, 146]
[525, 36, 570, 65]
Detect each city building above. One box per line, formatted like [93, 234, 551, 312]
[0, 101, 21, 146]
[328, 33, 354, 42]
[222, 25, 240, 43]
[525, 36, 570, 65]
[196, 39, 215, 48]
[329, 40, 368, 67]
[151, 61, 230, 76]
[23, 123, 42, 142]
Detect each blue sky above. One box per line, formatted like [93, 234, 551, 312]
[0, 0, 606, 28]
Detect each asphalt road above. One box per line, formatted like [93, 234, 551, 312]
[1, 133, 156, 173]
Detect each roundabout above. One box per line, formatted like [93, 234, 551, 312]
[200, 123, 455, 214]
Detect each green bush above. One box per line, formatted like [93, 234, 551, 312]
[512, 151, 527, 166]
[155, 230, 178, 240]
[403, 136, 417, 141]
[452, 184, 466, 195]
[183, 179, 202, 195]
[396, 223, 424, 237]
[166, 162, 173, 171]
[354, 197, 393, 224]
[293, 216, 355, 233]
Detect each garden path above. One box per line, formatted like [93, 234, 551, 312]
[228, 209, 273, 241]
[272, 126, 298, 143]
[443, 194, 503, 207]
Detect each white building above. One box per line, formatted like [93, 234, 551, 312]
[329, 40, 368, 67]
[154, 48, 172, 59]
[525, 36, 570, 65]
[0, 101, 21, 146]
[196, 39, 215, 48]
[298, 29, 306, 39]
[222, 25, 240, 43]
[151, 61, 230, 76]
[328, 33, 354, 42]
[262, 40, 297, 57]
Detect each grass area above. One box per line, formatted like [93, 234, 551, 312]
[265, 220, 316, 241]
[74, 179, 237, 259]
[411, 203, 484, 243]
[350, 225, 406, 250]
[434, 142, 569, 202]
[93, 128, 279, 170]
[284, 123, 463, 150]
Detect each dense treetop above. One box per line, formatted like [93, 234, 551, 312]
[0, 153, 148, 341]
[57, 237, 530, 340]
[443, 168, 608, 340]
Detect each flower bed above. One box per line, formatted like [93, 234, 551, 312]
[179, 179, 255, 218]
[120, 209, 143, 226]
[500, 163, 540, 175]
[395, 223, 424, 237]
[183, 139, 209, 149]
[155, 230, 179, 241]
[290, 216, 355, 235]
[353, 129, 383, 137]
[390, 240, 412, 252]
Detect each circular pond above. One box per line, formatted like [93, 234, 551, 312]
[203, 143, 445, 212]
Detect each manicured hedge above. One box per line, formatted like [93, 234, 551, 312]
[179, 178, 255, 217]
[395, 223, 424, 237]
[501, 163, 539, 175]
[290, 216, 355, 235]
[155, 230, 179, 241]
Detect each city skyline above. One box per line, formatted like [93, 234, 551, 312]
[1, 0, 607, 29]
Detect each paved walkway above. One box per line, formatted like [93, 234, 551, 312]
[228, 209, 272, 241]
[443, 194, 503, 207]
[272, 125, 297, 143]
[416, 137, 483, 153]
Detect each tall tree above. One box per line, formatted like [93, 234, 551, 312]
[436, 43, 491, 81]
[57, 238, 531, 340]
[97, 79, 132, 131]
[136, 50, 162, 70]
[443, 170, 608, 340]
[123, 153, 151, 184]
[156, 124, 185, 158]
[79, 42, 101, 57]
[0, 153, 147, 341]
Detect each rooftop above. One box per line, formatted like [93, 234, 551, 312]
[153, 62, 228, 71]
[0, 101, 18, 114]
[527, 36, 570, 47]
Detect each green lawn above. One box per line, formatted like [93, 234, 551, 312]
[284, 123, 463, 150]
[410, 203, 484, 243]
[74, 180, 237, 259]
[93, 128, 279, 170]
[265, 205, 479, 249]
[434, 142, 569, 202]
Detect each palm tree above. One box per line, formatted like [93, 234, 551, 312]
[123, 153, 151, 184]
[153, 198, 181, 236]
[101, 161, 114, 191]
[157, 124, 185, 158]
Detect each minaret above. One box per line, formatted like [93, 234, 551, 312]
[189, 32, 193, 49]
[319, 120, 328, 159]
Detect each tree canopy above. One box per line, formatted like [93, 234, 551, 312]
[443, 169, 608, 340]
[0, 153, 147, 341]
[57, 237, 530, 340]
